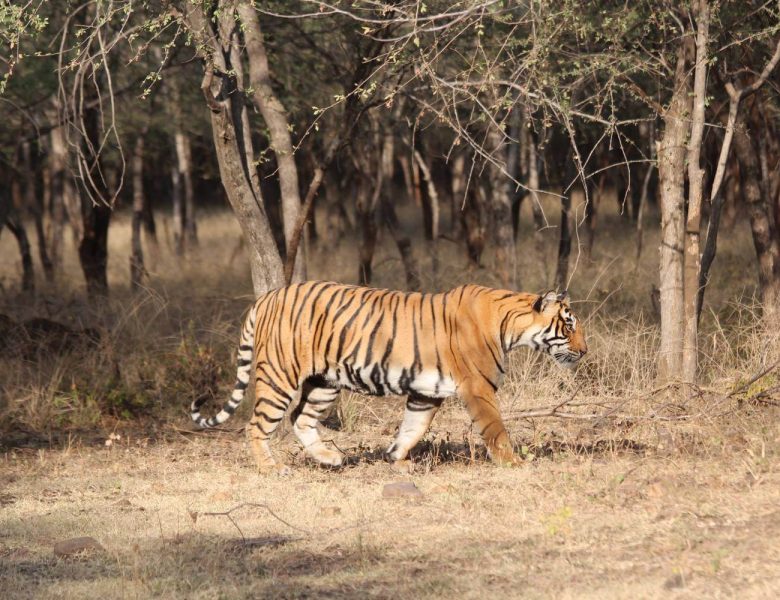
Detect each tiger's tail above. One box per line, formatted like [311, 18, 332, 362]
[191, 302, 258, 428]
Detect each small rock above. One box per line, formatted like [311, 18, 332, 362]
[319, 505, 342, 517]
[663, 573, 685, 590]
[382, 481, 423, 499]
[112, 498, 144, 511]
[428, 484, 454, 495]
[54, 537, 104, 557]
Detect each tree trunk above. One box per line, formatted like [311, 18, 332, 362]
[555, 152, 577, 291]
[508, 107, 524, 240]
[50, 124, 81, 248]
[237, 0, 305, 282]
[682, 0, 709, 384]
[6, 215, 35, 293]
[487, 128, 517, 289]
[357, 179, 378, 286]
[733, 108, 780, 319]
[131, 132, 147, 289]
[584, 184, 597, 261]
[635, 123, 656, 267]
[450, 153, 467, 240]
[526, 123, 547, 282]
[76, 101, 113, 298]
[184, 0, 284, 296]
[169, 76, 195, 256]
[47, 132, 65, 271]
[414, 148, 440, 287]
[171, 129, 195, 254]
[656, 41, 691, 383]
[78, 198, 111, 298]
[19, 141, 54, 282]
[3, 187, 34, 293]
[377, 130, 419, 290]
[171, 158, 184, 255]
[177, 132, 197, 249]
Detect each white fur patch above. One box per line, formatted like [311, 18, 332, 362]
[411, 370, 456, 398]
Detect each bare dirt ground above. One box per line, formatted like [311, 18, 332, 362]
[2, 416, 780, 599]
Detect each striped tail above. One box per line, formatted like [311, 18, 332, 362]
[191, 303, 257, 428]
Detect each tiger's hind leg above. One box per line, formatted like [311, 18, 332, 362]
[385, 396, 443, 462]
[292, 386, 343, 467]
[247, 379, 299, 475]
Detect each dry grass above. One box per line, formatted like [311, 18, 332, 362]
[1, 195, 779, 598]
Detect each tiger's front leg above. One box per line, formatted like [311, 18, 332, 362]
[459, 380, 520, 466]
[385, 396, 443, 462]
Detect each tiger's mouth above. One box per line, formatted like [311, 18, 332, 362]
[552, 349, 585, 370]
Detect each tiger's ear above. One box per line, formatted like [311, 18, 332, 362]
[533, 291, 559, 314]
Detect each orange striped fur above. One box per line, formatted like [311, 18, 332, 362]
[192, 281, 587, 473]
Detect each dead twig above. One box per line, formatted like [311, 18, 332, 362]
[194, 502, 311, 543]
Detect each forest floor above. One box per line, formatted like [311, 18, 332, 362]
[2, 418, 780, 599]
[2, 199, 780, 598]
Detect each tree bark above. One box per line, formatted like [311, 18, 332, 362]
[487, 128, 517, 289]
[50, 124, 82, 247]
[414, 148, 440, 286]
[508, 107, 524, 240]
[168, 77, 195, 256]
[237, 0, 305, 282]
[20, 141, 54, 282]
[555, 151, 578, 291]
[171, 157, 184, 255]
[697, 30, 780, 320]
[732, 108, 780, 319]
[451, 153, 467, 241]
[6, 215, 35, 293]
[48, 128, 66, 271]
[377, 129, 419, 290]
[656, 41, 691, 383]
[171, 129, 195, 255]
[635, 122, 656, 267]
[357, 178, 378, 286]
[76, 99, 113, 299]
[682, 0, 709, 384]
[183, 0, 284, 296]
[130, 131, 147, 289]
[177, 131, 197, 249]
[2, 188, 34, 292]
[526, 122, 547, 282]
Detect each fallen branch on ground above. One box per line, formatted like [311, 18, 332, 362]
[507, 361, 780, 423]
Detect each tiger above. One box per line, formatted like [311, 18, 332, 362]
[191, 281, 587, 474]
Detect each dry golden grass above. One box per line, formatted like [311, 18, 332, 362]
[1, 195, 779, 598]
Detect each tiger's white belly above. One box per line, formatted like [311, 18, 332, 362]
[324, 366, 457, 398]
[409, 370, 457, 398]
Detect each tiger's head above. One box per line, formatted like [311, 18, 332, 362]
[527, 290, 587, 369]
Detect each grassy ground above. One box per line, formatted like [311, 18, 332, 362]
[1, 194, 779, 598]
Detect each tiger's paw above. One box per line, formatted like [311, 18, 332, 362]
[312, 448, 344, 468]
[383, 443, 406, 463]
[390, 459, 414, 474]
[257, 463, 292, 477]
[489, 450, 523, 467]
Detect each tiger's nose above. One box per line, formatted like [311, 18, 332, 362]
[579, 346, 588, 357]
